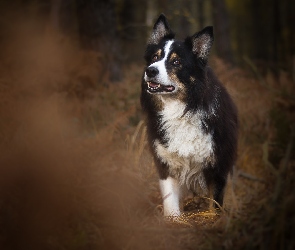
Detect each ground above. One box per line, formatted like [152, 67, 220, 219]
[0, 31, 294, 250]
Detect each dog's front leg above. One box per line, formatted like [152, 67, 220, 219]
[159, 176, 181, 216]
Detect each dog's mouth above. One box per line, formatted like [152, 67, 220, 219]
[146, 81, 175, 93]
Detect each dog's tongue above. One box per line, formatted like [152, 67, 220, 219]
[149, 82, 160, 88]
[147, 81, 175, 92]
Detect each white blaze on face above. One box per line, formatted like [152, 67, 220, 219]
[159, 177, 181, 216]
[144, 40, 174, 86]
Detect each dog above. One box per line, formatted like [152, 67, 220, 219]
[140, 14, 238, 217]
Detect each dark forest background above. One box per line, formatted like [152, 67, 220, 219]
[1, 0, 294, 81]
[0, 1, 294, 250]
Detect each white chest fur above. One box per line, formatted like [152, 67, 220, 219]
[154, 99, 214, 188]
[157, 99, 214, 161]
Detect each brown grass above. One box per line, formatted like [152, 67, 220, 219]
[0, 14, 294, 250]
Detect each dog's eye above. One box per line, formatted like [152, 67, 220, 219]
[152, 55, 159, 62]
[172, 59, 181, 66]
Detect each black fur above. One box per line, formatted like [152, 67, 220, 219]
[141, 14, 238, 209]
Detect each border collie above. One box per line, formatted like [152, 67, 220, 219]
[141, 14, 238, 217]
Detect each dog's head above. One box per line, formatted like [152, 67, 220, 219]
[143, 14, 214, 96]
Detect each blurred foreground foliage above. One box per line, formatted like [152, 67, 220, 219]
[0, 12, 294, 250]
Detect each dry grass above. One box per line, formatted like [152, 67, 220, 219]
[0, 16, 294, 250]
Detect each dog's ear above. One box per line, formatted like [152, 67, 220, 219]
[148, 14, 175, 45]
[189, 26, 214, 60]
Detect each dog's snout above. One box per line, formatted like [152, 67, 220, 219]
[146, 67, 159, 78]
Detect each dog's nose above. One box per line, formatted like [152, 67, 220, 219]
[146, 67, 159, 78]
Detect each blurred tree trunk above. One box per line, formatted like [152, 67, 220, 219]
[58, 0, 77, 36]
[76, 0, 122, 82]
[146, 0, 157, 30]
[250, 0, 269, 63]
[272, 0, 280, 64]
[286, 0, 294, 74]
[196, 0, 205, 29]
[210, 0, 233, 63]
[118, 0, 147, 61]
[178, 0, 191, 39]
[49, 0, 60, 32]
